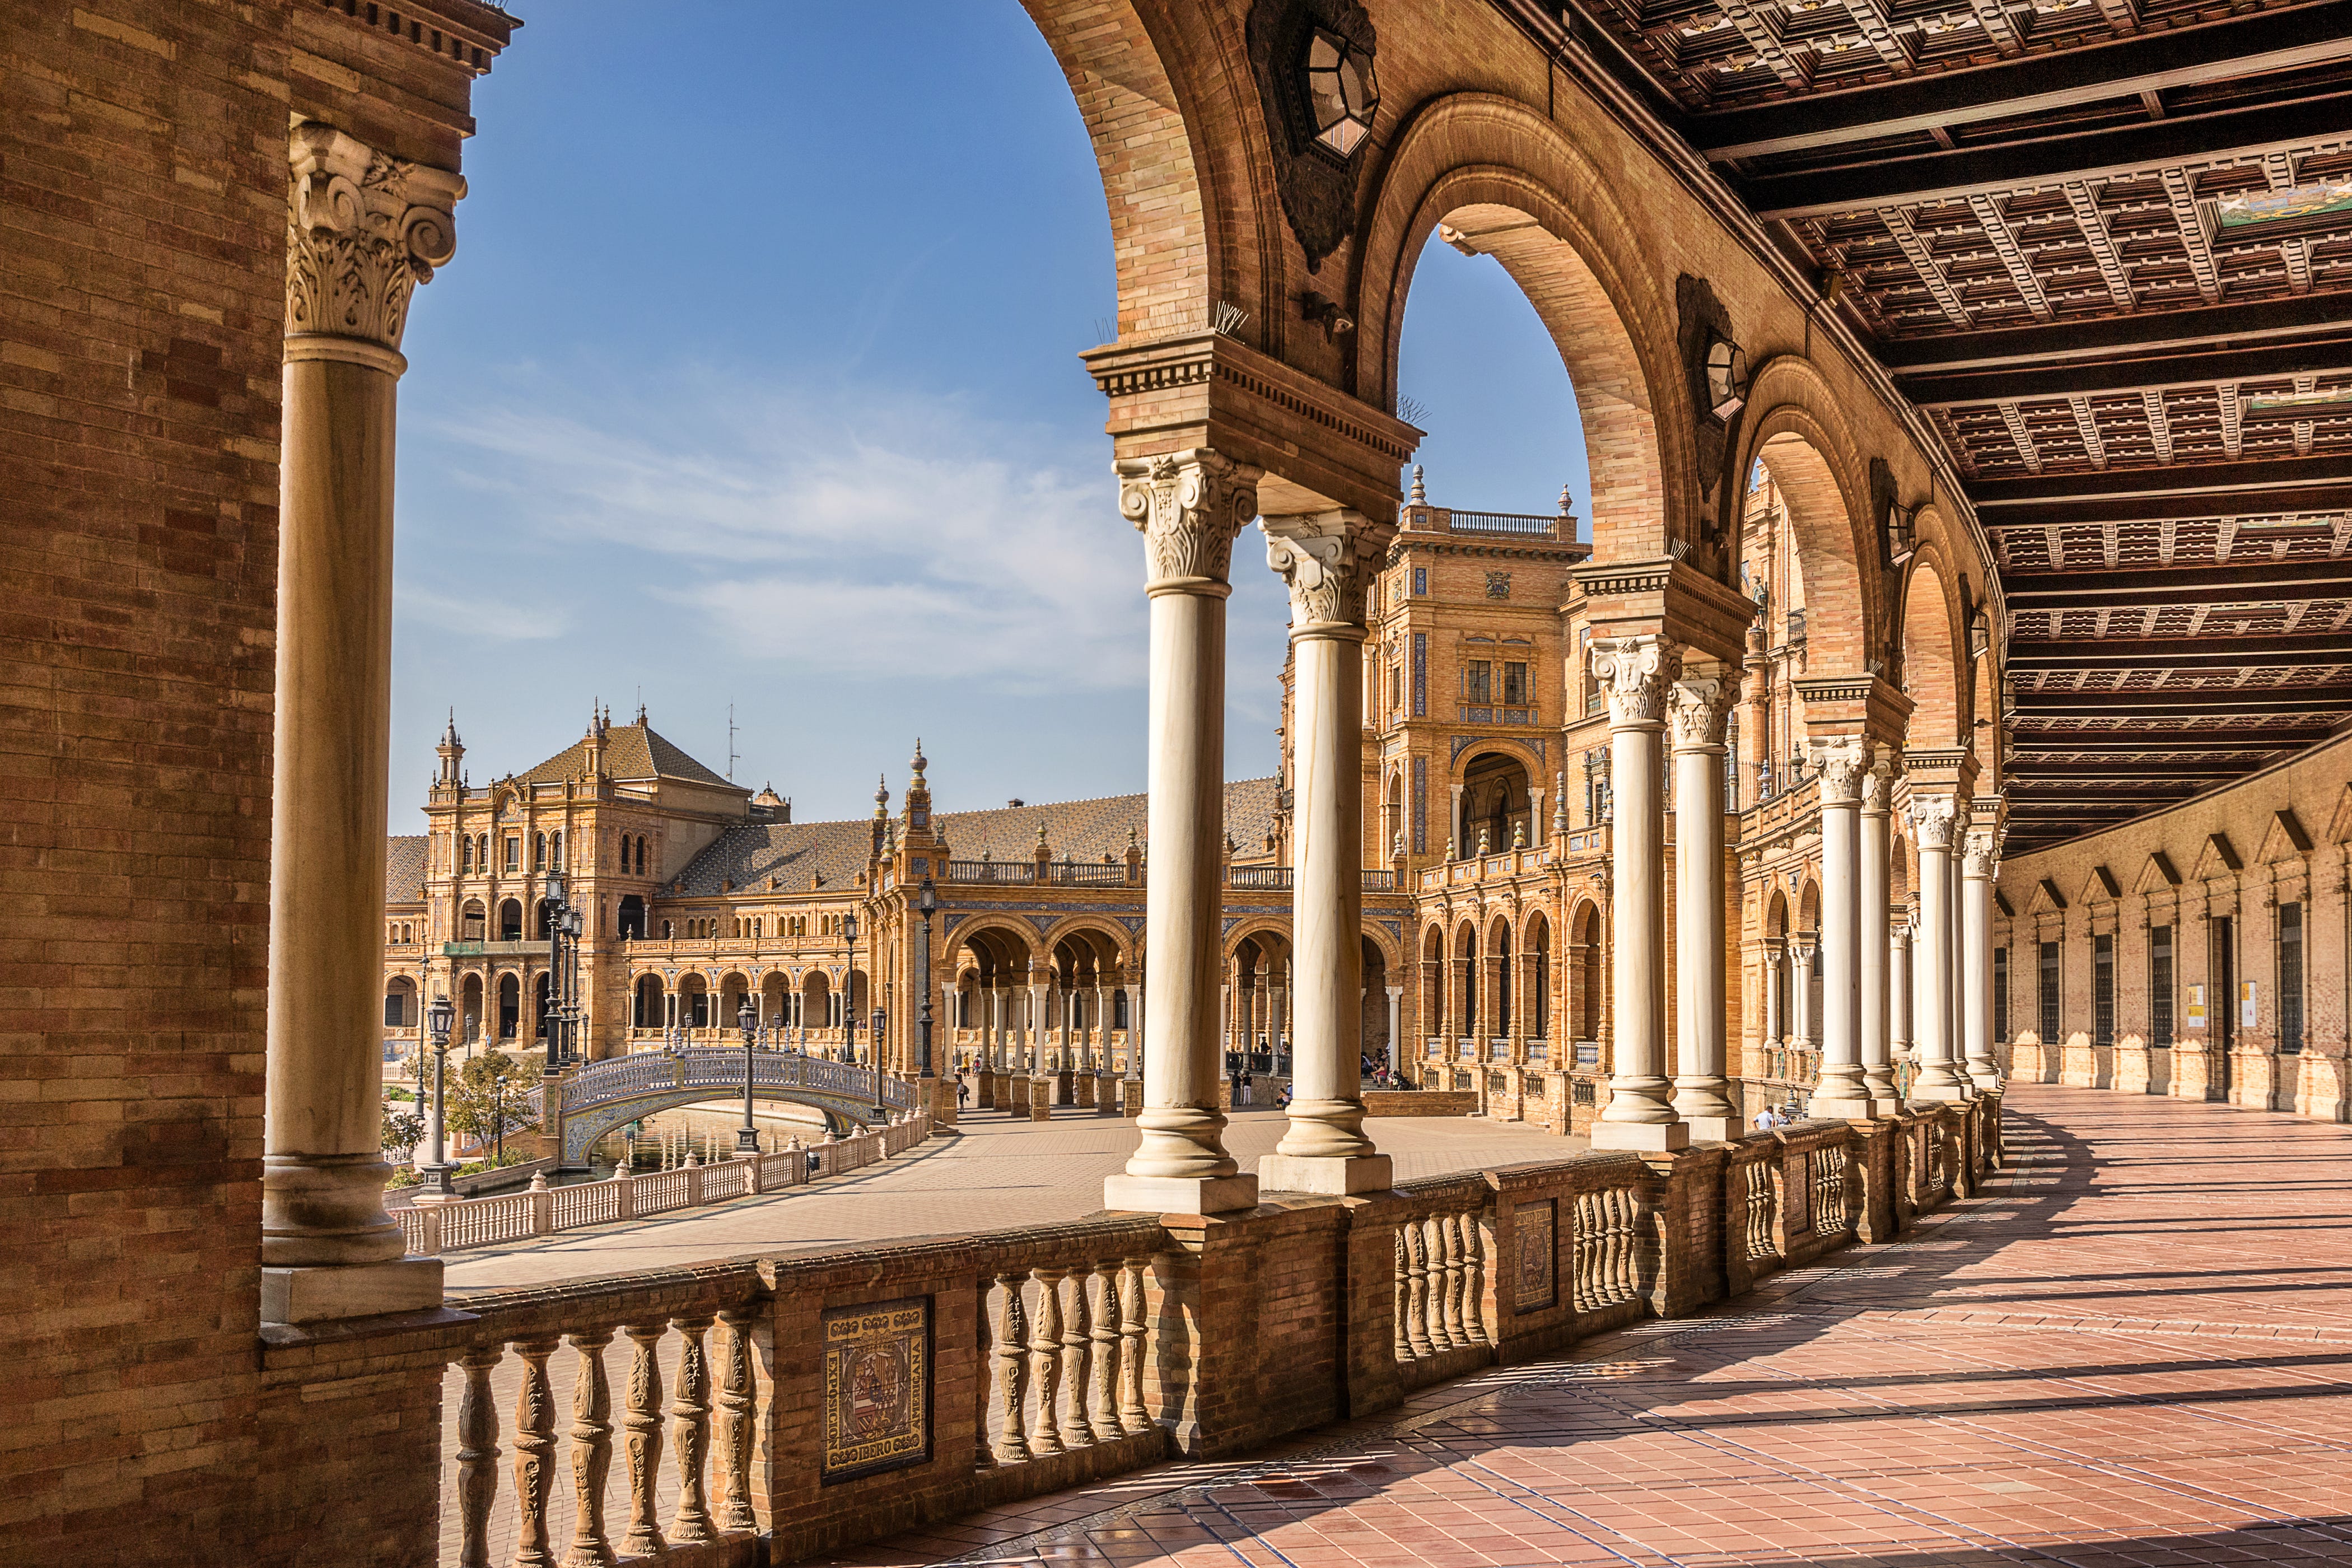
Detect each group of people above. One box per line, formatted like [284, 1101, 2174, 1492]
[1750, 1102, 1807, 1131]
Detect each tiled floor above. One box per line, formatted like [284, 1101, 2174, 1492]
[442, 1105, 1584, 1291]
[824, 1086, 2352, 1567]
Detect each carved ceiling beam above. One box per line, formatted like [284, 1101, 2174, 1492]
[1878, 290, 2352, 373]
[1686, 0, 2352, 158]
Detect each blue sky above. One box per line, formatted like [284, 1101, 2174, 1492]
[392, 2, 1588, 827]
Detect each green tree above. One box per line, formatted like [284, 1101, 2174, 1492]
[380, 1103, 425, 1164]
[446, 1049, 543, 1152]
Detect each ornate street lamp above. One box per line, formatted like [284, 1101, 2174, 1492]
[871, 1007, 888, 1119]
[421, 992, 455, 1196]
[736, 996, 759, 1154]
[916, 877, 938, 1096]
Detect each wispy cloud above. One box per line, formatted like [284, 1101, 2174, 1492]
[398, 585, 570, 641]
[418, 371, 1145, 692]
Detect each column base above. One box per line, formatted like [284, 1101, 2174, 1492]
[1680, 1115, 1739, 1143]
[1908, 1082, 1971, 1103]
[1869, 1095, 1906, 1118]
[1809, 1090, 1879, 1121]
[1102, 1172, 1259, 1216]
[262, 1256, 442, 1326]
[1257, 1152, 1392, 1196]
[1589, 1121, 1691, 1152]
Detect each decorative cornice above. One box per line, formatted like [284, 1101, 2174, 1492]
[1081, 332, 1421, 465]
[285, 122, 463, 353]
[1116, 449, 1261, 591]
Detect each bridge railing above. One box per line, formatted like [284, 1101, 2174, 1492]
[395, 1109, 935, 1258]
[557, 1048, 916, 1115]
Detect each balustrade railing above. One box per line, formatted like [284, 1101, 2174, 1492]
[1446, 508, 1557, 538]
[1732, 1144, 1781, 1268]
[1569, 1182, 1643, 1313]
[396, 1113, 935, 1257]
[1389, 1195, 1491, 1368]
[1228, 865, 1291, 889]
[978, 1232, 1162, 1471]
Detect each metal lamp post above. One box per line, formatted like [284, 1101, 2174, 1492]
[736, 996, 759, 1153]
[422, 992, 455, 1196]
[871, 1007, 888, 1119]
[841, 910, 858, 1071]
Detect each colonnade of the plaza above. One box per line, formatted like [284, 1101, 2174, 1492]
[955, 972, 1138, 1080]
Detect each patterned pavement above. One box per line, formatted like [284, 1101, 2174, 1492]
[441, 1104, 1584, 1292]
[823, 1085, 2352, 1567]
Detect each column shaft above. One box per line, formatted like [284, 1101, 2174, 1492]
[1106, 451, 1258, 1213]
[1589, 637, 1688, 1151]
[1908, 795, 1967, 1100]
[1860, 755, 1899, 1112]
[1962, 827, 2003, 1090]
[1812, 739, 1872, 1117]
[1669, 676, 1735, 1139]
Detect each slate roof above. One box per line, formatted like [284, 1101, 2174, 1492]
[670, 777, 1283, 897]
[387, 836, 429, 904]
[515, 722, 737, 790]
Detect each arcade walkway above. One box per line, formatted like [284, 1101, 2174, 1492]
[830, 1084, 2352, 1567]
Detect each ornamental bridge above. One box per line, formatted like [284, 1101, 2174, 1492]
[533, 1049, 916, 1166]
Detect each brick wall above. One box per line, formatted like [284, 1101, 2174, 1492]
[0, 3, 290, 1555]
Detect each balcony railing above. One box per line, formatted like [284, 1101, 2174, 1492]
[1229, 865, 1291, 890]
[443, 940, 553, 958]
[1447, 509, 1557, 538]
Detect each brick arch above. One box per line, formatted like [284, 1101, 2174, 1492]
[1735, 375, 1877, 676]
[1020, 1, 1245, 341]
[1354, 96, 1687, 562]
[1898, 549, 1967, 753]
[1041, 917, 1133, 973]
[1222, 920, 1292, 963]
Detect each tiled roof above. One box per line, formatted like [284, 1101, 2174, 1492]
[387, 836, 428, 904]
[668, 777, 1284, 898]
[515, 722, 737, 790]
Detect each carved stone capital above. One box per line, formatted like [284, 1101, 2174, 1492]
[1907, 793, 1961, 851]
[1589, 635, 1681, 729]
[1860, 745, 1896, 812]
[1262, 510, 1386, 633]
[1116, 449, 1262, 591]
[1665, 674, 1731, 751]
[1961, 827, 2000, 880]
[1812, 736, 1869, 804]
[285, 122, 464, 353]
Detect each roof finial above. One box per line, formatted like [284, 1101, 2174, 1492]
[874, 773, 890, 811]
[1557, 481, 1573, 517]
[910, 737, 926, 777]
[1410, 463, 1427, 505]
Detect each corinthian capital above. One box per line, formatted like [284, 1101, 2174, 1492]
[1861, 745, 1896, 811]
[1906, 792, 1961, 850]
[1665, 674, 1730, 750]
[1262, 511, 1387, 633]
[1961, 827, 2000, 879]
[1811, 736, 1869, 804]
[1589, 635, 1681, 727]
[1116, 450, 1262, 590]
[285, 122, 464, 353]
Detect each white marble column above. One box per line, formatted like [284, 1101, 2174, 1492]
[1908, 794, 1968, 1100]
[1668, 673, 1737, 1140]
[1860, 752, 1901, 1113]
[1962, 825, 2003, 1090]
[1386, 986, 1402, 1077]
[1589, 635, 1689, 1151]
[1811, 738, 1873, 1118]
[1449, 783, 1466, 858]
[1890, 910, 1914, 1068]
[1029, 977, 1047, 1077]
[1259, 514, 1391, 1192]
[1790, 938, 1814, 1051]
[1763, 940, 1783, 1051]
[264, 124, 461, 1323]
[1127, 966, 1144, 1081]
[1104, 450, 1261, 1214]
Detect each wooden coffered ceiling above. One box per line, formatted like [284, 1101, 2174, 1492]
[1495, 0, 2352, 851]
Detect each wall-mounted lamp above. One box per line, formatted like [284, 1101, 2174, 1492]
[1300, 290, 1355, 343]
[1886, 502, 1917, 567]
[1704, 332, 1748, 420]
[1970, 605, 1993, 660]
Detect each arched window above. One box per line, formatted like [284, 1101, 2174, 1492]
[460, 835, 473, 873]
[534, 972, 553, 1038]
[461, 899, 486, 942]
[497, 973, 520, 1039]
[661, 920, 673, 939]
[636, 836, 647, 876]
[477, 834, 489, 870]
[549, 830, 562, 868]
[498, 899, 522, 941]
[617, 894, 645, 940]
[533, 832, 546, 871]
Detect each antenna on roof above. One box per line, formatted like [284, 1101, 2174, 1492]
[726, 703, 739, 782]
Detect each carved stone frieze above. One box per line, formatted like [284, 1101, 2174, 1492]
[286, 121, 464, 352]
[1263, 510, 1387, 631]
[1116, 450, 1262, 589]
[1589, 636, 1682, 727]
[1665, 674, 1731, 750]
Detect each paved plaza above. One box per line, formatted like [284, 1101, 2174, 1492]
[441, 1106, 1583, 1292]
[822, 1084, 2352, 1567]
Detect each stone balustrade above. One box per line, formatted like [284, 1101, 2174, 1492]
[396, 1112, 935, 1257]
[260, 1098, 1996, 1567]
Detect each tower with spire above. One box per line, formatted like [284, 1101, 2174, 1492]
[432, 711, 465, 800]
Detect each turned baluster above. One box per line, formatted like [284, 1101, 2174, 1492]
[1117, 1256, 1150, 1436]
[1060, 1265, 1095, 1448]
[714, 1309, 758, 1533]
[1611, 1188, 1637, 1304]
[974, 1277, 1001, 1469]
[455, 1343, 503, 1568]
[1460, 1215, 1490, 1346]
[1391, 1231, 1411, 1362]
[993, 1272, 1033, 1462]
[618, 1324, 666, 1558]
[668, 1314, 716, 1543]
[1028, 1267, 1066, 1455]
[1089, 1261, 1120, 1443]
[509, 1336, 562, 1568]
[1405, 1220, 1435, 1355]
[563, 1327, 616, 1568]
[1439, 1214, 1466, 1348]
